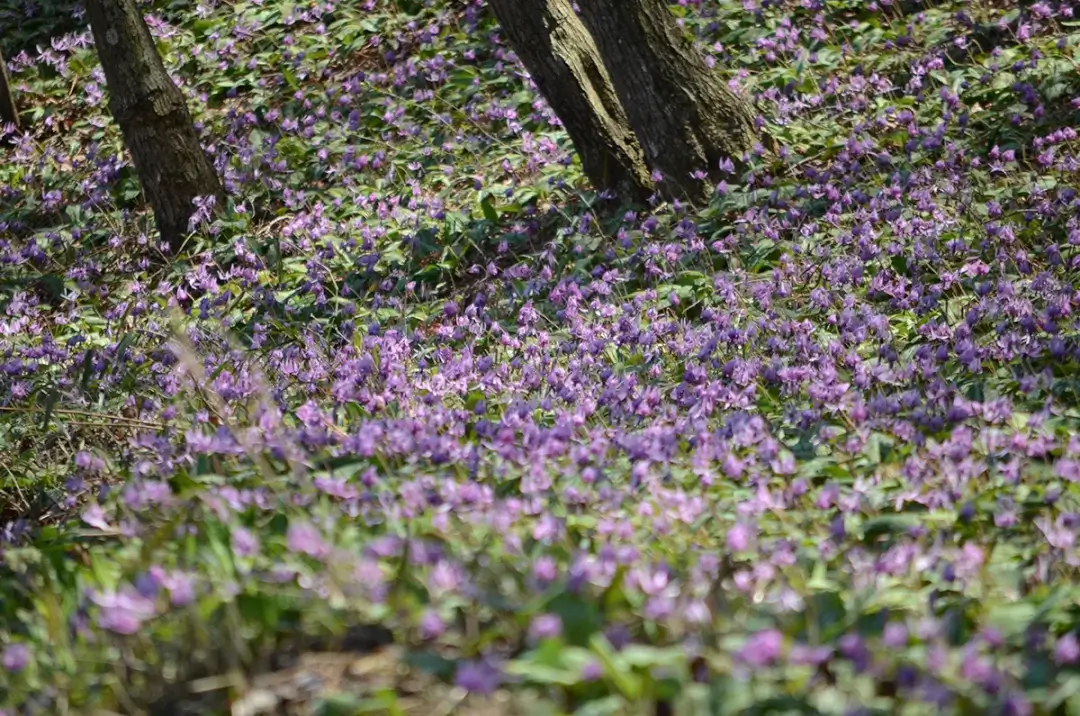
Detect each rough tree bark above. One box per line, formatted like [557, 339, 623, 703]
[488, 0, 653, 202]
[85, 0, 223, 252]
[575, 0, 759, 203]
[0, 50, 19, 130]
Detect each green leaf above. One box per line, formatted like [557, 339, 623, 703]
[112, 332, 136, 374]
[41, 388, 59, 430]
[479, 194, 499, 224]
[77, 348, 95, 397]
[619, 644, 686, 670]
[1046, 674, 1080, 710]
[860, 514, 921, 544]
[546, 591, 601, 646]
[504, 659, 579, 686]
[984, 602, 1039, 640]
[573, 696, 629, 716]
[589, 634, 641, 701]
[405, 651, 457, 679]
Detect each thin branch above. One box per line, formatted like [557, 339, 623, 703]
[0, 406, 166, 430]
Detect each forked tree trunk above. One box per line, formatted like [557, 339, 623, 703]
[576, 0, 758, 203]
[0, 50, 19, 130]
[488, 0, 652, 202]
[85, 0, 223, 252]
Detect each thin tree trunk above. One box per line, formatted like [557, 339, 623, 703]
[488, 0, 652, 202]
[0, 50, 19, 130]
[85, 0, 223, 252]
[576, 0, 758, 203]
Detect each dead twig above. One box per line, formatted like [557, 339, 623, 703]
[0, 406, 166, 430]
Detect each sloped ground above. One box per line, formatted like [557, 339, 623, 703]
[1, 0, 1080, 713]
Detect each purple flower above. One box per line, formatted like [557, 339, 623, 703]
[883, 622, 908, 649]
[722, 453, 744, 479]
[295, 401, 325, 428]
[839, 634, 871, 673]
[529, 614, 563, 642]
[738, 629, 784, 667]
[419, 610, 444, 640]
[532, 556, 558, 584]
[1058, 459, 1080, 482]
[1, 644, 30, 672]
[90, 587, 158, 634]
[428, 560, 461, 594]
[683, 600, 712, 625]
[1055, 633, 1080, 665]
[1003, 694, 1032, 716]
[149, 567, 196, 606]
[726, 523, 753, 552]
[285, 522, 330, 559]
[788, 644, 832, 666]
[81, 503, 111, 531]
[232, 526, 260, 557]
[74, 451, 106, 475]
[581, 660, 604, 681]
[455, 659, 503, 695]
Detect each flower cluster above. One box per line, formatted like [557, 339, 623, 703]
[0, 0, 1079, 712]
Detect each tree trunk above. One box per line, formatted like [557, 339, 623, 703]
[0, 50, 19, 130]
[488, 0, 652, 202]
[85, 0, 223, 252]
[576, 0, 758, 203]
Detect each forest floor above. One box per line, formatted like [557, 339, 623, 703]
[1, 0, 1080, 714]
